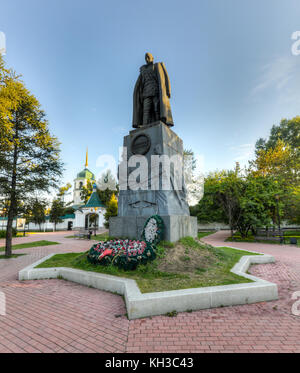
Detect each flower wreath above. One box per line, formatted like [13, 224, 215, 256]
[87, 215, 164, 270]
[142, 215, 164, 246]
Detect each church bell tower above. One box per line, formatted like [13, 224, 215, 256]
[73, 148, 96, 206]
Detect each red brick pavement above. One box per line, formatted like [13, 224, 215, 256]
[0, 230, 299, 353]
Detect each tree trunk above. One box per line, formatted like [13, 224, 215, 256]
[228, 205, 233, 237]
[5, 208, 14, 257]
[5, 171, 17, 257]
[5, 118, 18, 257]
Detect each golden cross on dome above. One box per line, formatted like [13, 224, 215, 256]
[85, 147, 88, 168]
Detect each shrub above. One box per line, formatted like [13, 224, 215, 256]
[0, 228, 17, 238]
[104, 194, 118, 229]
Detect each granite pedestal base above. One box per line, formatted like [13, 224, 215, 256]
[109, 215, 197, 242]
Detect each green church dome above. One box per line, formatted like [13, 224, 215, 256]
[76, 168, 95, 180]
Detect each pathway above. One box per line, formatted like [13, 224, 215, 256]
[0, 230, 299, 353]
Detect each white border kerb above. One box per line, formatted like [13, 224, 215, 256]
[19, 248, 278, 319]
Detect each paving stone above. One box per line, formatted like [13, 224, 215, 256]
[0, 230, 299, 352]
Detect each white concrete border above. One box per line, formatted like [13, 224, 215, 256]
[19, 247, 278, 319]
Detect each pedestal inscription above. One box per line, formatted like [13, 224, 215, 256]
[110, 121, 197, 242]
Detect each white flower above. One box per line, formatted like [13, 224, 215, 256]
[144, 218, 158, 243]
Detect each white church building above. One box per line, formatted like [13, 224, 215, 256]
[0, 150, 107, 231]
[72, 150, 106, 230]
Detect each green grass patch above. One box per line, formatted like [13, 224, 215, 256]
[92, 233, 110, 241]
[159, 240, 175, 248]
[0, 240, 60, 252]
[226, 231, 300, 246]
[36, 237, 260, 293]
[197, 231, 215, 239]
[91, 233, 133, 241]
[283, 230, 300, 236]
[65, 233, 121, 241]
[0, 253, 26, 259]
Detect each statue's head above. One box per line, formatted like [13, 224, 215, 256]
[145, 52, 154, 64]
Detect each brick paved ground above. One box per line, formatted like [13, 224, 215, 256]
[0, 230, 299, 353]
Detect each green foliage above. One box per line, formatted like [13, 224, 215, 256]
[0, 254, 25, 259]
[155, 245, 166, 259]
[226, 231, 300, 247]
[97, 169, 119, 206]
[80, 179, 93, 205]
[197, 231, 215, 239]
[80, 173, 118, 207]
[237, 174, 283, 236]
[183, 149, 196, 171]
[192, 117, 300, 231]
[58, 183, 72, 197]
[0, 240, 59, 252]
[104, 194, 118, 229]
[0, 55, 63, 256]
[191, 167, 283, 238]
[255, 116, 300, 155]
[190, 172, 227, 223]
[179, 236, 202, 249]
[0, 228, 17, 238]
[159, 240, 175, 248]
[180, 255, 191, 262]
[165, 310, 178, 317]
[58, 183, 72, 204]
[23, 197, 47, 231]
[49, 199, 65, 230]
[254, 116, 300, 225]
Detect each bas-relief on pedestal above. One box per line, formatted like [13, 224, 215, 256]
[110, 121, 197, 242]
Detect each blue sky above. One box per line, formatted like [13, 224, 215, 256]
[1, 0, 300, 190]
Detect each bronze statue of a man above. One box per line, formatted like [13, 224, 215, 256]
[132, 53, 174, 128]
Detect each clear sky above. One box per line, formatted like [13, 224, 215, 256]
[1, 0, 300, 190]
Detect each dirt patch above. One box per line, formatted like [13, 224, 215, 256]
[158, 243, 217, 274]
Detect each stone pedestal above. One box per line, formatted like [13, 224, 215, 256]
[109, 121, 197, 242]
[110, 215, 197, 242]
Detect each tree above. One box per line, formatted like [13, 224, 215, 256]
[252, 139, 297, 186]
[183, 149, 204, 206]
[23, 198, 47, 231]
[254, 117, 300, 189]
[80, 170, 118, 206]
[97, 170, 118, 206]
[0, 198, 10, 218]
[237, 175, 283, 236]
[253, 117, 300, 224]
[0, 56, 63, 256]
[192, 166, 283, 237]
[80, 179, 93, 205]
[256, 116, 300, 154]
[190, 172, 227, 223]
[58, 183, 72, 203]
[104, 194, 118, 229]
[283, 185, 300, 225]
[49, 199, 65, 231]
[214, 169, 243, 237]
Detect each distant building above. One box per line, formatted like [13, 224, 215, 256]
[0, 149, 107, 232]
[71, 149, 106, 229]
[73, 182, 106, 229]
[73, 149, 96, 206]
